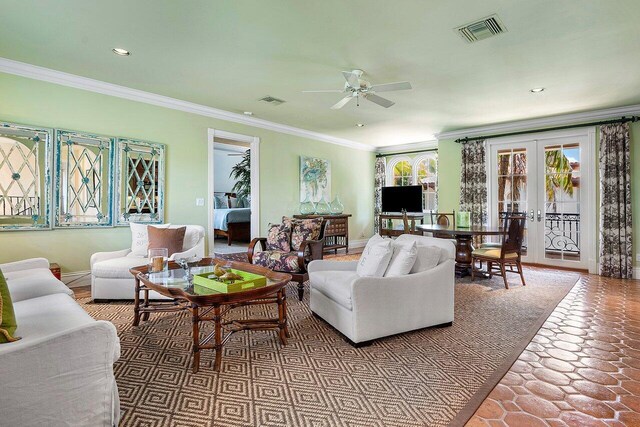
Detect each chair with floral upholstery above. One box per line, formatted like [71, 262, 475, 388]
[248, 217, 328, 301]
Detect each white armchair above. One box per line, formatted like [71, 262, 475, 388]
[309, 234, 456, 344]
[91, 224, 205, 300]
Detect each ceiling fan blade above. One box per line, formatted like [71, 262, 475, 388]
[370, 81, 412, 92]
[364, 93, 395, 108]
[302, 89, 344, 93]
[331, 95, 354, 110]
[342, 71, 360, 88]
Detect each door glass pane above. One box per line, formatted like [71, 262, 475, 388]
[495, 148, 528, 255]
[543, 143, 580, 262]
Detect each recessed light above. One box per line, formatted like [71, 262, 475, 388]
[356, 123, 365, 127]
[530, 87, 545, 93]
[112, 48, 130, 56]
[243, 111, 253, 116]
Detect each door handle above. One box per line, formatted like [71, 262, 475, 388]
[529, 209, 535, 221]
[537, 210, 542, 222]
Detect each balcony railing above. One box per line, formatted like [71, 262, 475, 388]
[498, 211, 580, 254]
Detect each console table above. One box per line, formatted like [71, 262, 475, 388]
[293, 214, 351, 254]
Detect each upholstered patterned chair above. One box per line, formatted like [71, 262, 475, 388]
[248, 217, 327, 301]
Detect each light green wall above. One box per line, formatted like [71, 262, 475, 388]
[0, 72, 375, 272]
[437, 122, 640, 265]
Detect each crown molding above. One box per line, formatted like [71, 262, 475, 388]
[375, 139, 438, 154]
[0, 57, 375, 152]
[436, 104, 640, 140]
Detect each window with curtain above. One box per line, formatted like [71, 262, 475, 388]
[392, 160, 412, 186]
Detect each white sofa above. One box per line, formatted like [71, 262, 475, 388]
[309, 234, 456, 344]
[0, 258, 120, 427]
[91, 224, 206, 300]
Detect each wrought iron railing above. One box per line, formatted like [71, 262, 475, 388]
[0, 196, 39, 216]
[498, 211, 580, 254]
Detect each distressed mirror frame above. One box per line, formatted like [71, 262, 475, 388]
[114, 138, 165, 226]
[0, 122, 52, 231]
[54, 130, 114, 228]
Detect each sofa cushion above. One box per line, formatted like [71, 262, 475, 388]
[92, 256, 147, 279]
[130, 222, 170, 256]
[0, 270, 19, 343]
[12, 293, 95, 346]
[265, 222, 292, 252]
[148, 226, 186, 256]
[182, 226, 204, 251]
[252, 251, 301, 273]
[310, 271, 359, 310]
[5, 268, 74, 303]
[356, 234, 393, 277]
[411, 246, 443, 274]
[385, 241, 418, 277]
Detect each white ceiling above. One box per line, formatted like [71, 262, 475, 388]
[0, 0, 639, 147]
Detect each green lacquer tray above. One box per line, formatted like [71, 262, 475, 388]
[192, 269, 267, 294]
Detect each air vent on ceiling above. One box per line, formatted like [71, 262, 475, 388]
[259, 95, 286, 105]
[456, 14, 506, 43]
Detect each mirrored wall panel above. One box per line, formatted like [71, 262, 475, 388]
[54, 130, 114, 227]
[115, 139, 165, 225]
[0, 122, 52, 230]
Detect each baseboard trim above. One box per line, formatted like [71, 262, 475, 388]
[348, 239, 368, 250]
[633, 267, 640, 280]
[61, 270, 91, 288]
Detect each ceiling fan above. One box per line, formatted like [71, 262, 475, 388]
[303, 69, 412, 109]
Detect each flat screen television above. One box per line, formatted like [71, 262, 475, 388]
[381, 185, 423, 213]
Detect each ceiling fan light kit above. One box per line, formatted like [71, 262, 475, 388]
[303, 69, 412, 109]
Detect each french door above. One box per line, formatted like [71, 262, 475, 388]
[488, 132, 593, 270]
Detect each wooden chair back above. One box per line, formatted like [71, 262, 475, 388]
[430, 211, 455, 238]
[401, 212, 415, 234]
[501, 215, 526, 258]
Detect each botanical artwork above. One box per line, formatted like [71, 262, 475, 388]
[300, 156, 330, 203]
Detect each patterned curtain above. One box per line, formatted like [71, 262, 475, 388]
[374, 157, 386, 233]
[459, 140, 487, 244]
[599, 123, 632, 279]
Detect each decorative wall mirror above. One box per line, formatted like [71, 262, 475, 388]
[54, 130, 114, 227]
[115, 138, 165, 225]
[0, 122, 52, 230]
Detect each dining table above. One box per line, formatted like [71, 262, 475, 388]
[416, 224, 506, 277]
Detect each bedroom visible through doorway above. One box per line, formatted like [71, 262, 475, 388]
[207, 129, 260, 257]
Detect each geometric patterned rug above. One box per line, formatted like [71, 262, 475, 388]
[79, 266, 578, 427]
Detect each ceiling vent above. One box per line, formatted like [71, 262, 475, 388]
[259, 95, 286, 105]
[456, 15, 506, 43]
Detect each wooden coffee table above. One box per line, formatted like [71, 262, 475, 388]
[130, 258, 292, 373]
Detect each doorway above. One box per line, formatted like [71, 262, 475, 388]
[487, 129, 596, 271]
[207, 129, 260, 256]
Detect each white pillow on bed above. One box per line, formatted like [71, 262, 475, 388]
[229, 197, 238, 208]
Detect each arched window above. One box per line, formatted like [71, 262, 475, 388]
[414, 154, 438, 211]
[391, 159, 412, 186]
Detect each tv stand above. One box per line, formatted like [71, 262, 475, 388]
[379, 212, 425, 237]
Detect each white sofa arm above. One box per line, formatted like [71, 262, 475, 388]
[0, 257, 50, 273]
[308, 260, 359, 274]
[0, 321, 120, 426]
[90, 248, 131, 268]
[350, 259, 455, 326]
[170, 238, 205, 261]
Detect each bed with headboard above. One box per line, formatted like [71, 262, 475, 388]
[213, 192, 251, 245]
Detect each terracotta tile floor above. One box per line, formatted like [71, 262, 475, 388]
[467, 273, 640, 427]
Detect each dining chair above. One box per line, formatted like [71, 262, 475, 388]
[401, 211, 421, 235]
[471, 214, 526, 289]
[481, 211, 527, 248]
[430, 211, 455, 239]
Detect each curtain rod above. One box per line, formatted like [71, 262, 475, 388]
[455, 115, 639, 144]
[375, 148, 437, 158]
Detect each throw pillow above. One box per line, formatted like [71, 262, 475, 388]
[0, 270, 20, 343]
[356, 234, 393, 277]
[385, 241, 418, 277]
[130, 222, 170, 256]
[266, 222, 292, 252]
[288, 217, 323, 251]
[229, 197, 238, 208]
[410, 246, 442, 273]
[148, 226, 187, 256]
[214, 194, 229, 209]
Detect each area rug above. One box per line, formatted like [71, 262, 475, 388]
[80, 267, 579, 427]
